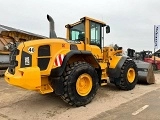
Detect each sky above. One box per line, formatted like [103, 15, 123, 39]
[0, 0, 160, 52]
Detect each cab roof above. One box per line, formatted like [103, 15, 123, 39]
[65, 16, 106, 28]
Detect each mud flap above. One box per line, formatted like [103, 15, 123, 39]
[134, 60, 155, 84]
[49, 76, 64, 95]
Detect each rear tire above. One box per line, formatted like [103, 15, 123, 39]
[114, 58, 138, 90]
[61, 61, 99, 107]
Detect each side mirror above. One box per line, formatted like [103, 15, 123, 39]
[106, 25, 110, 33]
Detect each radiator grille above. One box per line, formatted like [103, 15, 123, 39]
[38, 45, 50, 70]
[38, 45, 50, 56]
[38, 58, 50, 70]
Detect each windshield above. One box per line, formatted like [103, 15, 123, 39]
[69, 23, 85, 41]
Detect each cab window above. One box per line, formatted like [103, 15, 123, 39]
[90, 21, 101, 47]
[69, 23, 85, 41]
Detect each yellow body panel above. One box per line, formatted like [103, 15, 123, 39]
[109, 56, 121, 68]
[90, 45, 103, 59]
[4, 39, 72, 93]
[5, 66, 53, 93]
[5, 67, 41, 90]
[21, 39, 71, 75]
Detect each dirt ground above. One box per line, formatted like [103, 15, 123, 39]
[0, 73, 160, 120]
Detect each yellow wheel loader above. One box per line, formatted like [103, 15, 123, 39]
[4, 15, 152, 106]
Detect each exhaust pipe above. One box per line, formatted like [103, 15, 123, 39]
[47, 14, 57, 38]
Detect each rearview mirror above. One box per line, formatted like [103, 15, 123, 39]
[106, 25, 110, 33]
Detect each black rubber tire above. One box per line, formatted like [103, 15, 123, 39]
[114, 58, 138, 90]
[61, 61, 99, 107]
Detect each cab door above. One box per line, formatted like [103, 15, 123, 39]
[88, 21, 103, 59]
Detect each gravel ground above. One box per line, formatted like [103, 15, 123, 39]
[0, 73, 160, 120]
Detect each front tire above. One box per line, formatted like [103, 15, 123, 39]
[61, 61, 99, 107]
[114, 58, 138, 90]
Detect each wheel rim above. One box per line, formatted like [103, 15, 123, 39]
[127, 68, 135, 83]
[76, 73, 92, 96]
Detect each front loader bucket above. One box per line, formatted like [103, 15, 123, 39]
[134, 60, 155, 84]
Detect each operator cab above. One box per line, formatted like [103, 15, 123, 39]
[65, 17, 110, 49]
